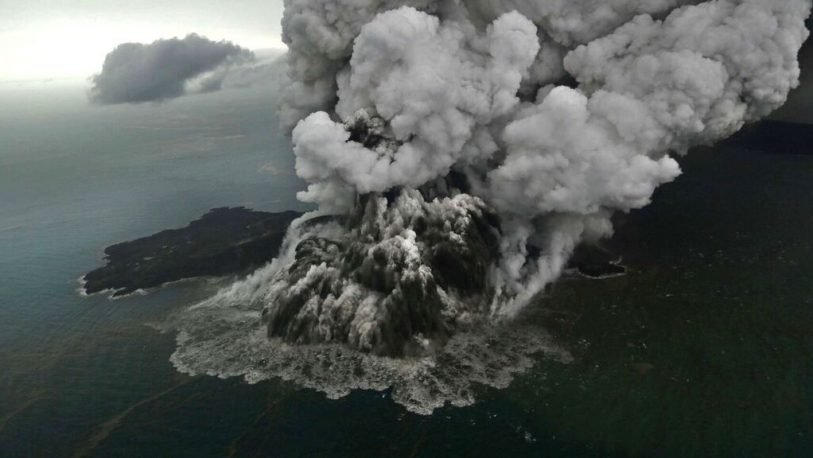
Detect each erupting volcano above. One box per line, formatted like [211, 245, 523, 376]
[170, 0, 812, 413]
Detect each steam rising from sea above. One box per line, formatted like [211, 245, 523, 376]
[171, 0, 812, 413]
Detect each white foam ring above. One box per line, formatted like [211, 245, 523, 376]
[168, 291, 571, 415]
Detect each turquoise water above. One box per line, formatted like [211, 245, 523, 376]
[1, 82, 813, 457]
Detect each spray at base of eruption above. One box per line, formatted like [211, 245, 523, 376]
[170, 292, 571, 415]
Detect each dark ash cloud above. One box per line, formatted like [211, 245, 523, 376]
[90, 34, 254, 104]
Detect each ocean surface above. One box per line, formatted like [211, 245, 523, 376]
[1, 81, 812, 457]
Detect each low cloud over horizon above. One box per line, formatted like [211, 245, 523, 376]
[90, 34, 263, 105]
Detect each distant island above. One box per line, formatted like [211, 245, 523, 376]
[82, 207, 302, 297]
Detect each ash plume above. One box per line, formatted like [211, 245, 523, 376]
[172, 0, 812, 412]
[90, 34, 254, 104]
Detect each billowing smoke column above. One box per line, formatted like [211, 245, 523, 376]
[258, 0, 811, 357]
[252, 0, 811, 356]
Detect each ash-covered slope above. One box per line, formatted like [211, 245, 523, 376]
[264, 189, 500, 356]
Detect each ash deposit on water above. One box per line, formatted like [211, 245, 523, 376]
[171, 0, 812, 413]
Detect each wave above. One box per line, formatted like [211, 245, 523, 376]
[167, 287, 571, 414]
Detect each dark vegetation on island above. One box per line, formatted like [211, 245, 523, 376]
[82, 207, 302, 297]
[723, 120, 813, 154]
[82, 120, 810, 299]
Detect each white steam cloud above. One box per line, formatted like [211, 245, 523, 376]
[281, 0, 809, 315]
[172, 0, 811, 412]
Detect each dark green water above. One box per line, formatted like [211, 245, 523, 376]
[523, 144, 813, 456]
[1, 84, 812, 456]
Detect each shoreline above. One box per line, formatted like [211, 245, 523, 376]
[80, 207, 301, 298]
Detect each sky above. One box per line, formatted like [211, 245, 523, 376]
[0, 0, 285, 82]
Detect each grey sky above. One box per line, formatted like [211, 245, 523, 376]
[0, 0, 285, 81]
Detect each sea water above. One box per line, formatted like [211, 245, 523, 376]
[1, 81, 813, 457]
[0, 81, 305, 455]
